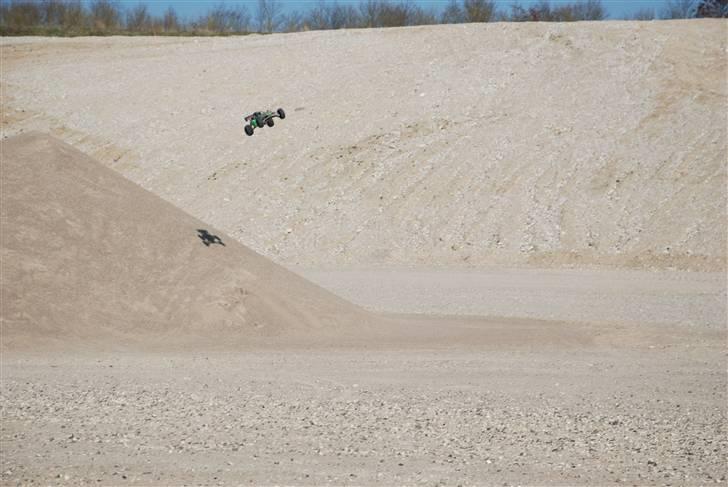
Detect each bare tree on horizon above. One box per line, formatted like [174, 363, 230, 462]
[162, 5, 179, 32]
[632, 7, 657, 20]
[463, 0, 496, 22]
[89, 0, 121, 31]
[126, 3, 151, 32]
[441, 0, 465, 23]
[257, 0, 281, 33]
[662, 0, 696, 18]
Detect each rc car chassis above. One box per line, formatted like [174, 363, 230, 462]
[244, 108, 286, 136]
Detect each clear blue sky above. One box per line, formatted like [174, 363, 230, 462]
[116, 0, 675, 21]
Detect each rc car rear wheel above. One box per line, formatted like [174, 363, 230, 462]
[266, 118, 275, 127]
[244, 125, 254, 136]
[277, 108, 286, 119]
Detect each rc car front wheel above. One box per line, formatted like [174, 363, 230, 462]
[277, 108, 286, 119]
[244, 125, 254, 136]
[266, 118, 275, 127]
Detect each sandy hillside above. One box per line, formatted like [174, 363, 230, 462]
[2, 20, 725, 270]
[0, 133, 375, 350]
[1, 132, 613, 352]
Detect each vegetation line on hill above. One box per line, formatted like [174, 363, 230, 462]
[0, 0, 725, 37]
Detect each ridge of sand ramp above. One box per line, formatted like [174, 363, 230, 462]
[0, 133, 374, 350]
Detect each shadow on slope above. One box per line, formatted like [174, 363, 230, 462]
[0, 133, 375, 351]
[3, 133, 696, 353]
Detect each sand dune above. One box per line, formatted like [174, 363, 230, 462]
[0, 133, 373, 350]
[2, 20, 725, 270]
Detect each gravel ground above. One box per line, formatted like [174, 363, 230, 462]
[2, 347, 726, 486]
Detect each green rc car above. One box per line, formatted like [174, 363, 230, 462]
[244, 108, 286, 136]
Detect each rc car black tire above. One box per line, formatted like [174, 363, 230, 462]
[245, 125, 254, 136]
[277, 108, 286, 119]
[267, 118, 275, 127]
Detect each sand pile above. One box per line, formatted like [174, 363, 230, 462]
[1, 20, 725, 270]
[0, 133, 371, 350]
[0, 133, 611, 352]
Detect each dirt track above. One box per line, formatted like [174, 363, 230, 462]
[300, 266, 727, 327]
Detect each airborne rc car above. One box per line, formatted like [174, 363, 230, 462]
[244, 108, 286, 136]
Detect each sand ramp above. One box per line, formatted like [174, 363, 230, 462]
[0, 133, 371, 350]
[1, 133, 608, 352]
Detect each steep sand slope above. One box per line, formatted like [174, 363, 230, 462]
[0, 133, 372, 350]
[2, 21, 725, 270]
